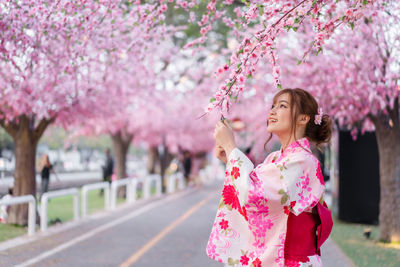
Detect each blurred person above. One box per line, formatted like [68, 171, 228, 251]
[102, 149, 114, 181]
[182, 150, 192, 184]
[39, 154, 59, 199]
[100, 149, 114, 195]
[209, 88, 333, 267]
[0, 187, 13, 223]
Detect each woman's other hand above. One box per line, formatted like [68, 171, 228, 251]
[214, 145, 227, 164]
[213, 120, 236, 157]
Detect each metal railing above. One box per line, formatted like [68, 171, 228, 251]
[40, 188, 79, 231]
[81, 182, 110, 217]
[1, 172, 188, 234]
[110, 178, 135, 210]
[142, 174, 162, 198]
[0, 195, 36, 235]
[167, 173, 185, 193]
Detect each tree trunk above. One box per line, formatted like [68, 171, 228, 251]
[370, 114, 400, 242]
[1, 116, 52, 225]
[159, 145, 174, 193]
[111, 131, 133, 197]
[147, 146, 159, 174]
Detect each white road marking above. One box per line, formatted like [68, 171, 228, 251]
[14, 189, 197, 267]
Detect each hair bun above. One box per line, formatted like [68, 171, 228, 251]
[315, 114, 332, 145]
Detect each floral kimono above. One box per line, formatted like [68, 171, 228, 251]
[206, 138, 327, 267]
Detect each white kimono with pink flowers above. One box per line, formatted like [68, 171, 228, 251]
[206, 138, 326, 267]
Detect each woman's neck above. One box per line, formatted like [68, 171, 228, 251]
[279, 133, 305, 151]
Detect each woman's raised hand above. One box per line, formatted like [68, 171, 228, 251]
[213, 120, 236, 157]
[214, 145, 227, 164]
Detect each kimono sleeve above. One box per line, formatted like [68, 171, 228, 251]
[281, 153, 325, 216]
[225, 148, 255, 208]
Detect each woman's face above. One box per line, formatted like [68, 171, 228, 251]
[267, 93, 293, 137]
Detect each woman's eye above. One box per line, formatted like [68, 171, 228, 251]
[271, 105, 275, 109]
[280, 104, 286, 108]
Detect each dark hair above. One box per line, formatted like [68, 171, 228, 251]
[264, 88, 332, 150]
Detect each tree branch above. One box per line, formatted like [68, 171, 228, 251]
[33, 117, 55, 142]
[0, 119, 18, 139]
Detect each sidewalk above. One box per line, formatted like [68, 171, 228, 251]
[321, 238, 356, 267]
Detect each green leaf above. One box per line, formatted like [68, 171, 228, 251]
[292, 27, 298, 32]
[277, 84, 283, 90]
[349, 22, 354, 30]
[297, 60, 302, 65]
[284, 25, 292, 32]
[210, 97, 216, 103]
[316, 47, 323, 56]
[259, 5, 264, 16]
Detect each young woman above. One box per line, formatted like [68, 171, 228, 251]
[207, 88, 333, 267]
[39, 154, 59, 199]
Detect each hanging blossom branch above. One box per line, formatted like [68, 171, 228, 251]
[133, 0, 381, 115]
[203, 0, 381, 115]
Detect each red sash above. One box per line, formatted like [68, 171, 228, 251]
[284, 202, 333, 262]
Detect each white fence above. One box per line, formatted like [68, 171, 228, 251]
[3, 171, 190, 235]
[141, 174, 162, 198]
[110, 175, 163, 209]
[81, 182, 110, 217]
[40, 188, 79, 231]
[0, 195, 36, 236]
[110, 178, 135, 210]
[167, 173, 185, 193]
[199, 165, 224, 184]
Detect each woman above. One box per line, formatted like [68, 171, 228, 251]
[39, 154, 59, 199]
[207, 88, 333, 267]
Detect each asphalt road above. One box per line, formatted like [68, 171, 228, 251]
[0, 181, 354, 267]
[1, 183, 222, 267]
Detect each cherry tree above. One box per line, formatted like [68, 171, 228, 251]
[0, 0, 161, 224]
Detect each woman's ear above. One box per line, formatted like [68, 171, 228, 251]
[298, 114, 310, 126]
